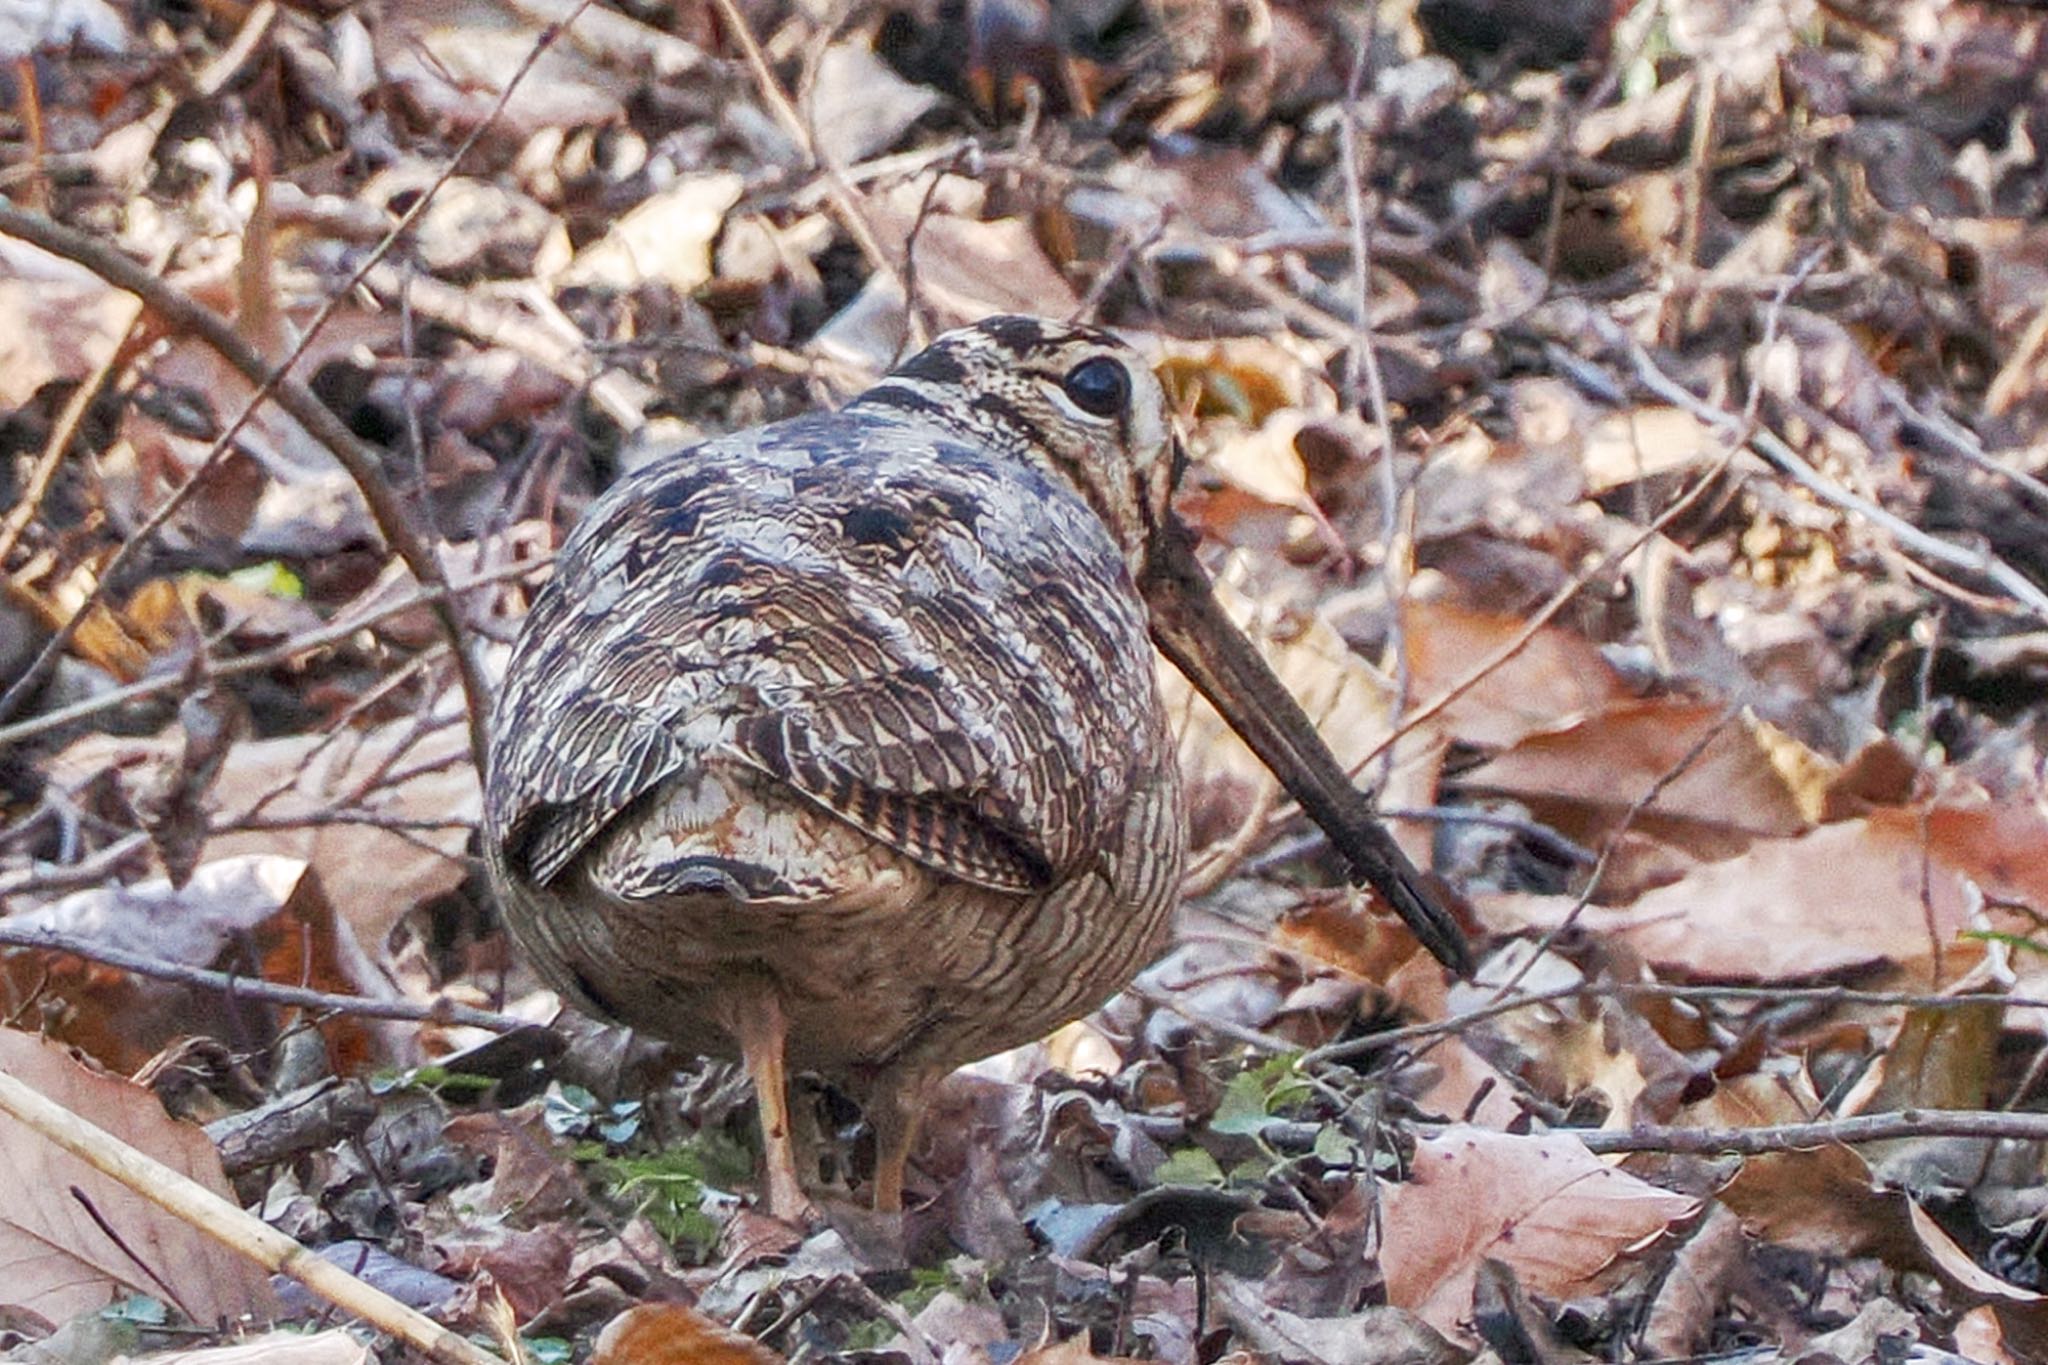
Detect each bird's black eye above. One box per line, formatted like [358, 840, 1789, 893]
[1061, 357, 1130, 418]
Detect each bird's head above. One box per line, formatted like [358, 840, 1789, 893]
[855, 316, 1471, 974]
[853, 315, 1181, 581]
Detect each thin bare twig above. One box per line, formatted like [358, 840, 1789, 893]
[1591, 313, 2048, 622]
[70, 1186, 195, 1319]
[0, 553, 548, 751]
[1305, 980, 2048, 1066]
[0, 1067, 504, 1365]
[0, 273, 153, 566]
[707, 0, 910, 329]
[1337, 22, 1418, 828]
[0, 3, 586, 770]
[1570, 1108, 2048, 1156]
[1071, 211, 1170, 326]
[0, 207, 508, 763]
[0, 832, 151, 899]
[0, 372, 234, 723]
[1357, 443, 1743, 778]
[0, 923, 534, 1034]
[1486, 703, 1742, 1004]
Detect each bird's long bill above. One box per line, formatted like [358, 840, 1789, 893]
[1142, 525, 1473, 975]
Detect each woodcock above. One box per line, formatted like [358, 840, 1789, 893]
[484, 316, 1470, 1220]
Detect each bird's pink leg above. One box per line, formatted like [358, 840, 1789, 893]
[729, 992, 814, 1223]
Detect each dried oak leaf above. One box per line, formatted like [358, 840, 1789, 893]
[0, 1027, 278, 1326]
[1380, 1126, 1699, 1340]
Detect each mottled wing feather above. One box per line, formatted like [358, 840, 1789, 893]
[485, 409, 1156, 900]
[502, 718, 682, 887]
[732, 710, 1053, 892]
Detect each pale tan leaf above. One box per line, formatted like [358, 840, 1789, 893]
[1484, 806, 2048, 981]
[1400, 600, 1631, 750]
[1579, 405, 1724, 492]
[559, 173, 746, 293]
[0, 239, 132, 407]
[118, 1331, 371, 1364]
[1954, 1304, 2025, 1364]
[1379, 1127, 1698, 1338]
[1462, 699, 1810, 855]
[374, 0, 642, 135]
[0, 1028, 278, 1325]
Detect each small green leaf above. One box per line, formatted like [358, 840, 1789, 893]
[843, 1318, 897, 1352]
[1961, 929, 2048, 958]
[1210, 1071, 1273, 1135]
[99, 1296, 168, 1326]
[1157, 1146, 1227, 1188]
[1312, 1125, 1356, 1166]
[224, 561, 305, 599]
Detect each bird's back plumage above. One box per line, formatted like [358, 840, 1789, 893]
[484, 398, 1185, 1075]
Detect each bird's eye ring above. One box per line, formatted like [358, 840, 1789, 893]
[1061, 357, 1130, 419]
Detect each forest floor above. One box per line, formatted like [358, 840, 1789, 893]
[6, 0, 2048, 1361]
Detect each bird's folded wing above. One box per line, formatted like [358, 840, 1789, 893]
[486, 428, 1158, 899]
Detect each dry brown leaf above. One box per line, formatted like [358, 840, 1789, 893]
[1275, 892, 1438, 984]
[1012, 1333, 1147, 1365]
[867, 205, 1081, 325]
[1800, 1301, 1929, 1365]
[1955, 1304, 2026, 1364]
[1396, 1020, 1526, 1131]
[1487, 805, 2046, 981]
[439, 1103, 586, 1225]
[805, 39, 941, 168]
[1399, 599, 1631, 751]
[52, 712, 476, 962]
[1579, 405, 1725, 492]
[558, 173, 745, 293]
[1840, 999, 2003, 1116]
[1379, 1126, 1699, 1338]
[0, 238, 131, 408]
[1532, 1006, 1652, 1127]
[1638, 1205, 1749, 1360]
[1908, 1201, 2047, 1306]
[1461, 699, 1810, 856]
[117, 1332, 372, 1363]
[1157, 337, 1322, 426]
[1820, 738, 1921, 817]
[0, 1028, 279, 1325]
[1168, 577, 1409, 782]
[435, 1222, 574, 1324]
[1745, 716, 1840, 824]
[1912, 801, 2048, 911]
[374, 0, 639, 135]
[591, 1302, 785, 1365]
[108, 318, 410, 558]
[1198, 413, 1315, 516]
[1701, 1073, 1918, 1260]
[1, 856, 382, 1074]
[1212, 1273, 1462, 1365]
[1164, 575, 1446, 873]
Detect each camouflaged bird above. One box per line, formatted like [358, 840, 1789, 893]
[484, 316, 1469, 1220]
